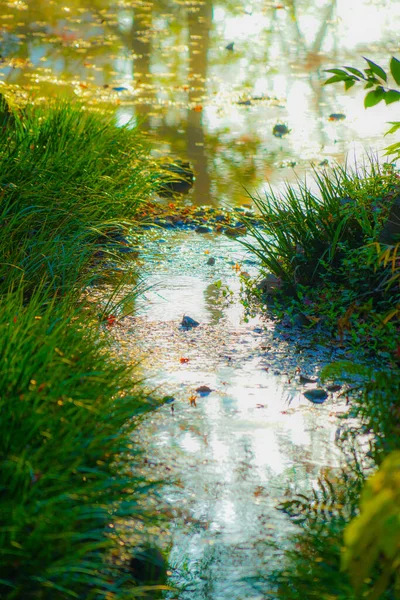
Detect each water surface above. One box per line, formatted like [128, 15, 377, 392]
[1, 0, 399, 203]
[112, 230, 350, 598]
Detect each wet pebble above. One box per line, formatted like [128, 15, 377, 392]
[181, 315, 200, 328]
[196, 225, 213, 234]
[273, 123, 290, 138]
[207, 257, 216, 265]
[196, 385, 213, 395]
[299, 374, 318, 384]
[328, 113, 346, 121]
[327, 384, 342, 392]
[303, 388, 328, 403]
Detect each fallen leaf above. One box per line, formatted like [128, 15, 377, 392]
[180, 357, 190, 363]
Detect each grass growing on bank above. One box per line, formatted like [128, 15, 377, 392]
[241, 160, 400, 598]
[0, 99, 166, 599]
[241, 160, 400, 356]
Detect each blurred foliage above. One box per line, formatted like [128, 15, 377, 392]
[342, 451, 400, 600]
[325, 56, 400, 161]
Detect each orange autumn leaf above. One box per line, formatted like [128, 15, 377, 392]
[193, 105, 203, 112]
[180, 357, 190, 363]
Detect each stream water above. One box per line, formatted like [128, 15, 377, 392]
[1, 0, 400, 204]
[112, 229, 351, 598]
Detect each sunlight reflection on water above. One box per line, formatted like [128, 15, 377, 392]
[111, 231, 349, 598]
[1, 0, 399, 205]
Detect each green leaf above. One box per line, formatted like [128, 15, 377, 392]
[364, 88, 385, 108]
[364, 81, 375, 89]
[324, 74, 350, 85]
[325, 68, 352, 77]
[363, 57, 388, 81]
[384, 90, 400, 105]
[345, 79, 355, 91]
[384, 142, 400, 157]
[344, 66, 365, 79]
[385, 121, 400, 135]
[365, 72, 382, 85]
[390, 56, 400, 85]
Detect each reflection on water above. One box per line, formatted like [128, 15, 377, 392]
[1, 0, 399, 204]
[112, 231, 349, 597]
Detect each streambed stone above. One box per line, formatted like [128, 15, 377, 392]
[303, 388, 328, 403]
[181, 315, 200, 328]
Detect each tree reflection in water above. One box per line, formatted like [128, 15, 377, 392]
[0, 0, 399, 204]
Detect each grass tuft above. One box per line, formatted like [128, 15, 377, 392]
[0, 98, 165, 599]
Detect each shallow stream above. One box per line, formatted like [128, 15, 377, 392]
[1, 0, 396, 594]
[113, 230, 351, 598]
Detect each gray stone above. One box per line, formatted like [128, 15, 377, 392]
[327, 384, 342, 392]
[303, 388, 328, 403]
[207, 257, 216, 265]
[256, 274, 282, 295]
[299, 374, 317, 384]
[196, 225, 212, 234]
[196, 385, 213, 395]
[181, 315, 200, 328]
[273, 123, 290, 138]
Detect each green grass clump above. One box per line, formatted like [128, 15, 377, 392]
[0, 290, 159, 599]
[242, 161, 400, 354]
[0, 99, 157, 295]
[0, 98, 165, 598]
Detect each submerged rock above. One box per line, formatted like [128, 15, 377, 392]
[256, 274, 282, 295]
[328, 113, 346, 121]
[327, 384, 342, 392]
[181, 315, 200, 328]
[207, 257, 216, 265]
[196, 385, 213, 395]
[303, 388, 328, 403]
[196, 225, 212, 234]
[299, 374, 318, 384]
[162, 395, 175, 404]
[273, 123, 290, 138]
